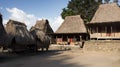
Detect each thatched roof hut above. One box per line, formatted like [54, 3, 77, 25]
[5, 20, 35, 45]
[32, 19, 54, 44]
[30, 27, 46, 42]
[56, 15, 87, 34]
[90, 3, 120, 23]
[34, 19, 53, 34]
[0, 13, 7, 47]
[54, 15, 88, 45]
[87, 3, 120, 40]
[30, 26, 50, 50]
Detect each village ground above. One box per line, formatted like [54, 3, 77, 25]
[0, 44, 120, 67]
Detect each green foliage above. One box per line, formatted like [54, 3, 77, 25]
[61, 0, 102, 23]
[61, 8, 76, 19]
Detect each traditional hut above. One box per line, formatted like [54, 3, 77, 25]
[30, 27, 50, 51]
[34, 19, 54, 34]
[30, 19, 52, 51]
[87, 3, 120, 40]
[5, 20, 35, 52]
[32, 19, 54, 43]
[0, 13, 7, 47]
[54, 15, 88, 45]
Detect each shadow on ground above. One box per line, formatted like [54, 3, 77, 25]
[0, 50, 87, 67]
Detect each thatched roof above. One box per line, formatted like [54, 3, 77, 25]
[5, 20, 35, 45]
[90, 3, 120, 23]
[34, 19, 53, 34]
[30, 27, 46, 42]
[30, 19, 52, 45]
[30, 27, 50, 48]
[55, 15, 87, 34]
[0, 13, 7, 46]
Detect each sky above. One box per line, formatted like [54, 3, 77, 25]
[0, 0, 120, 32]
[0, 0, 70, 31]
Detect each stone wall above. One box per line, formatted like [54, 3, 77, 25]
[84, 40, 120, 53]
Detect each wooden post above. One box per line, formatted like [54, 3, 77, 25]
[114, 26, 115, 37]
[96, 27, 98, 40]
[97, 27, 98, 34]
[80, 36, 82, 42]
[105, 26, 107, 36]
[74, 36, 76, 42]
[111, 26, 112, 37]
[67, 36, 68, 41]
[67, 36, 68, 44]
[56, 36, 57, 44]
[62, 35, 63, 44]
[89, 27, 91, 33]
[100, 28, 103, 37]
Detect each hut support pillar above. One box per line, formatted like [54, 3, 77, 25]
[89, 27, 91, 33]
[111, 26, 112, 37]
[62, 35, 63, 44]
[80, 36, 82, 42]
[73, 36, 75, 43]
[56, 36, 57, 44]
[114, 26, 115, 37]
[97, 27, 98, 40]
[67, 36, 68, 43]
[105, 26, 107, 37]
[97, 27, 98, 34]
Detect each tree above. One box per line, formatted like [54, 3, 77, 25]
[61, 8, 76, 19]
[61, 0, 102, 23]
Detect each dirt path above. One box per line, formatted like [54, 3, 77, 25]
[62, 50, 120, 67]
[0, 48, 120, 67]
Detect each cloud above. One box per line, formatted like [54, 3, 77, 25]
[3, 19, 8, 26]
[6, 7, 37, 29]
[50, 16, 64, 32]
[5, 7, 63, 32]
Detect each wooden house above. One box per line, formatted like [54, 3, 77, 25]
[87, 3, 120, 40]
[54, 15, 88, 45]
[30, 19, 54, 44]
[33, 19, 54, 35]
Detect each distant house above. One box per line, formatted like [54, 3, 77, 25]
[87, 3, 120, 40]
[54, 15, 89, 45]
[5, 20, 35, 51]
[33, 19, 54, 35]
[30, 19, 54, 44]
